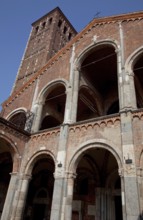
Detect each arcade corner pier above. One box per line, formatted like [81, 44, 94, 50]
[1, 7, 143, 220]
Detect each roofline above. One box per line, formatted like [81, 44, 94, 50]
[32, 6, 77, 34]
[92, 10, 143, 23]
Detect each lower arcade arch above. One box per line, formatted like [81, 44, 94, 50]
[0, 138, 13, 218]
[23, 154, 55, 220]
[71, 147, 122, 220]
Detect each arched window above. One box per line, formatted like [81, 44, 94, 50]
[133, 53, 143, 108]
[0, 138, 13, 217]
[40, 84, 66, 130]
[49, 18, 52, 24]
[23, 156, 55, 220]
[58, 19, 62, 28]
[42, 22, 46, 29]
[9, 112, 26, 130]
[77, 44, 119, 121]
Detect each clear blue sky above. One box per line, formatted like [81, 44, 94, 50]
[0, 0, 143, 110]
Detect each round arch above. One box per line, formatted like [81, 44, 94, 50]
[125, 45, 143, 73]
[37, 78, 68, 104]
[6, 108, 27, 130]
[68, 139, 123, 220]
[74, 40, 120, 121]
[125, 46, 143, 109]
[6, 107, 27, 120]
[24, 150, 56, 176]
[0, 134, 20, 172]
[23, 150, 56, 220]
[68, 139, 122, 174]
[74, 39, 119, 69]
[34, 79, 68, 131]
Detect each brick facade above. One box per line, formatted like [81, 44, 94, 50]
[0, 7, 143, 220]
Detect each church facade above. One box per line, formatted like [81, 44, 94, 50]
[0, 7, 143, 220]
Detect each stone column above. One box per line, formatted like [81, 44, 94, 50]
[123, 167, 140, 220]
[116, 46, 124, 110]
[71, 68, 80, 123]
[136, 167, 143, 217]
[31, 101, 44, 132]
[118, 22, 136, 111]
[50, 174, 65, 220]
[64, 44, 80, 124]
[10, 174, 31, 220]
[50, 124, 69, 220]
[119, 170, 126, 220]
[122, 71, 136, 110]
[1, 172, 18, 220]
[120, 111, 140, 220]
[62, 173, 76, 220]
[64, 68, 80, 124]
[64, 172, 76, 220]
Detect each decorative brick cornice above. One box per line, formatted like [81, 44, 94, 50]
[31, 126, 60, 141]
[132, 109, 143, 120]
[69, 114, 120, 132]
[2, 11, 143, 108]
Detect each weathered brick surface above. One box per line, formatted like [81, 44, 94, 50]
[1, 9, 143, 220]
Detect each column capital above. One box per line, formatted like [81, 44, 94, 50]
[65, 171, 77, 179]
[127, 71, 134, 77]
[136, 167, 143, 177]
[74, 65, 81, 72]
[119, 164, 136, 177]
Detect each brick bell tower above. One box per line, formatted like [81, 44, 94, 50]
[12, 7, 77, 93]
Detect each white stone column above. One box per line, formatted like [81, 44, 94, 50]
[71, 69, 80, 123]
[31, 101, 44, 132]
[50, 124, 70, 220]
[128, 71, 136, 108]
[122, 71, 136, 110]
[50, 175, 65, 220]
[10, 174, 31, 220]
[118, 22, 136, 111]
[64, 172, 76, 220]
[119, 169, 126, 220]
[120, 111, 140, 220]
[64, 44, 80, 124]
[64, 68, 80, 124]
[1, 172, 18, 220]
[137, 167, 143, 217]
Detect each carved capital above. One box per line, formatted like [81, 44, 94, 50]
[65, 171, 77, 179]
[122, 164, 136, 177]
